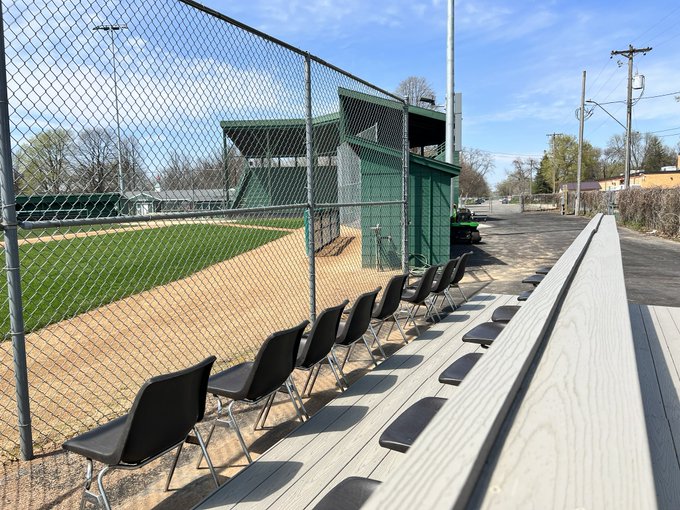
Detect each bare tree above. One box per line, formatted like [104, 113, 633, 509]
[120, 136, 150, 192]
[395, 76, 437, 109]
[459, 148, 493, 197]
[70, 128, 118, 193]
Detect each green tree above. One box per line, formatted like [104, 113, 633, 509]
[14, 128, 73, 194]
[534, 154, 553, 193]
[641, 133, 676, 171]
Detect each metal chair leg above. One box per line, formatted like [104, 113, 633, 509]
[393, 313, 408, 343]
[228, 401, 253, 464]
[327, 354, 346, 391]
[285, 380, 305, 423]
[165, 442, 184, 491]
[288, 377, 309, 419]
[457, 285, 467, 302]
[361, 336, 379, 367]
[255, 394, 276, 431]
[194, 426, 220, 488]
[330, 347, 349, 387]
[407, 304, 421, 335]
[96, 466, 112, 510]
[368, 324, 387, 359]
[79, 459, 101, 510]
[341, 343, 354, 370]
[302, 367, 315, 396]
[444, 289, 456, 310]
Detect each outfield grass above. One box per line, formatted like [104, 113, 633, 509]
[234, 217, 305, 230]
[2, 224, 289, 338]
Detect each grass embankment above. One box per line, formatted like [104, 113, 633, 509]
[1, 224, 289, 338]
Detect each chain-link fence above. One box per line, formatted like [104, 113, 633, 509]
[0, 0, 408, 472]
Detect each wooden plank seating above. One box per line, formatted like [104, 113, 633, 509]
[364, 214, 658, 509]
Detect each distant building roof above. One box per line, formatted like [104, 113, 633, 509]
[124, 189, 225, 201]
[563, 181, 601, 191]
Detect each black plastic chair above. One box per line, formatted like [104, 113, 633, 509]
[462, 321, 506, 348]
[449, 251, 473, 303]
[334, 288, 381, 384]
[400, 265, 440, 335]
[371, 273, 409, 345]
[429, 258, 460, 313]
[313, 477, 382, 510]
[297, 300, 349, 399]
[206, 321, 308, 464]
[62, 357, 219, 510]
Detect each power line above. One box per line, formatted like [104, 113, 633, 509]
[595, 89, 680, 105]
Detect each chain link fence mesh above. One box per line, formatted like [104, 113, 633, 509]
[0, 0, 407, 483]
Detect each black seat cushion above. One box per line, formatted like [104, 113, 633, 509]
[535, 266, 552, 275]
[62, 415, 127, 465]
[522, 274, 545, 286]
[518, 290, 533, 301]
[379, 397, 447, 453]
[438, 353, 483, 385]
[401, 287, 417, 300]
[462, 322, 506, 346]
[207, 362, 253, 400]
[313, 477, 382, 510]
[296, 335, 310, 367]
[491, 305, 521, 323]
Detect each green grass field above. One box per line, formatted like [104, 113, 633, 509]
[233, 217, 305, 230]
[1, 224, 289, 338]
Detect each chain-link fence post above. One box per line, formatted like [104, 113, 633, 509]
[0, 9, 32, 461]
[304, 53, 316, 321]
[401, 96, 409, 274]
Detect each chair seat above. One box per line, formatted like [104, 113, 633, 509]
[491, 305, 521, 323]
[522, 274, 544, 286]
[401, 287, 417, 300]
[535, 266, 552, 275]
[462, 322, 506, 346]
[518, 290, 533, 301]
[438, 353, 484, 385]
[208, 362, 254, 400]
[379, 397, 447, 453]
[62, 415, 128, 465]
[313, 477, 382, 510]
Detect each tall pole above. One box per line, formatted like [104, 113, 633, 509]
[546, 133, 560, 193]
[94, 24, 127, 195]
[303, 53, 316, 321]
[0, 9, 33, 460]
[611, 44, 652, 189]
[575, 70, 586, 215]
[402, 97, 409, 275]
[445, 0, 455, 213]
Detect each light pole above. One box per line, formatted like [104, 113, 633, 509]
[93, 23, 127, 195]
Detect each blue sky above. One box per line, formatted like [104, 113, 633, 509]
[203, 0, 680, 185]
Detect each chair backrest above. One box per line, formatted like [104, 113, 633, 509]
[429, 258, 459, 294]
[336, 288, 381, 346]
[117, 356, 216, 465]
[404, 265, 440, 303]
[297, 300, 349, 368]
[451, 251, 473, 286]
[244, 320, 308, 401]
[372, 274, 408, 320]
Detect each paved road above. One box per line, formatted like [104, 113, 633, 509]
[452, 202, 680, 307]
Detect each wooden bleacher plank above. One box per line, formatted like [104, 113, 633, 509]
[475, 216, 655, 508]
[363, 214, 604, 510]
[630, 303, 680, 509]
[196, 294, 509, 509]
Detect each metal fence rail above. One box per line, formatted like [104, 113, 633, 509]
[0, 0, 408, 469]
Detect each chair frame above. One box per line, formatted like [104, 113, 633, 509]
[399, 265, 441, 335]
[204, 322, 308, 464]
[66, 357, 219, 510]
[371, 273, 410, 346]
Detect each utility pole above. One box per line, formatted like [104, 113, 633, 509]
[611, 44, 652, 189]
[445, 0, 456, 214]
[546, 133, 562, 193]
[575, 70, 586, 215]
